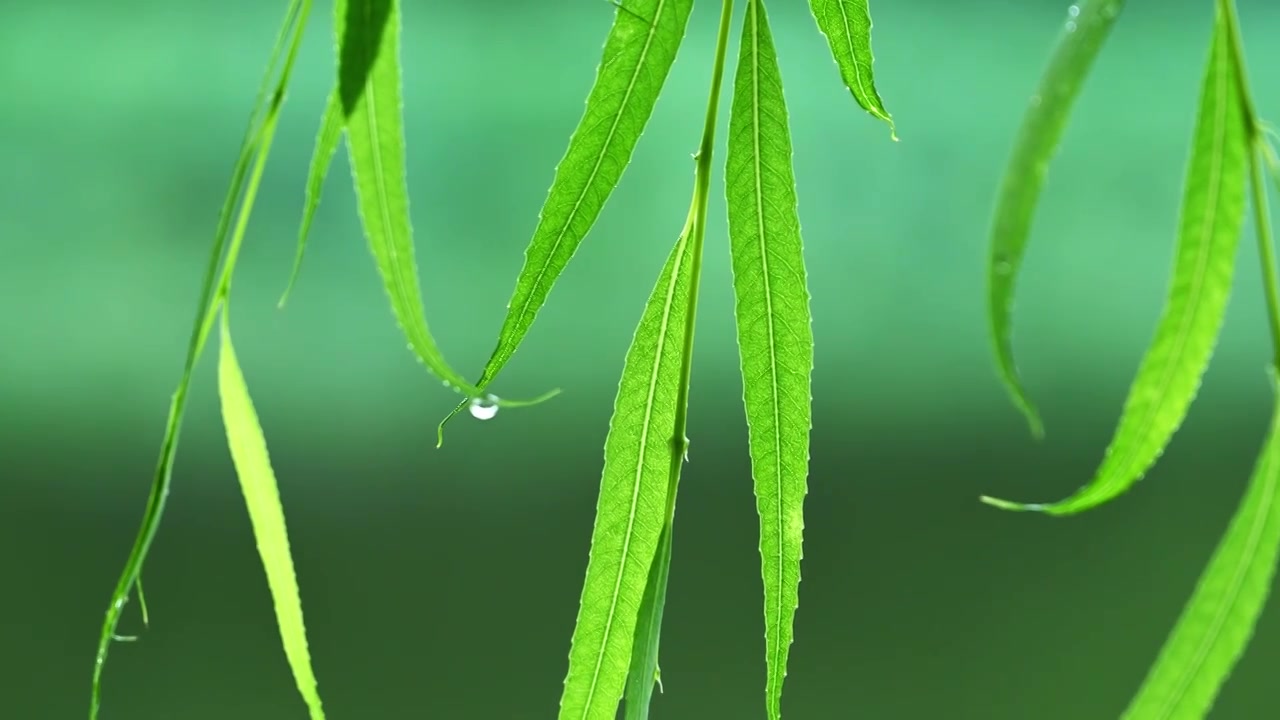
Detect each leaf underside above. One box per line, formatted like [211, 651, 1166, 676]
[986, 0, 1126, 438]
[806, 0, 895, 137]
[438, 0, 695, 434]
[218, 312, 325, 720]
[983, 4, 1249, 516]
[725, 2, 814, 718]
[559, 201, 700, 720]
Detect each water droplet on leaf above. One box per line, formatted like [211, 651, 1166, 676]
[469, 394, 499, 421]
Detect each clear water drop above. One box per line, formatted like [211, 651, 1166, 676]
[1028, 93, 1042, 108]
[1068, 4, 1080, 18]
[469, 394, 500, 421]
[1065, 20, 1077, 32]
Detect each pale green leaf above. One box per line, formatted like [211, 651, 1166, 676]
[806, 0, 895, 137]
[982, 5, 1249, 516]
[280, 90, 344, 307]
[437, 0, 695, 437]
[987, 0, 1126, 438]
[560, 200, 700, 720]
[91, 3, 314, 716]
[725, 2, 814, 717]
[217, 311, 325, 720]
[1120, 376, 1280, 719]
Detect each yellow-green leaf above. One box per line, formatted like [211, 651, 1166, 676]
[218, 311, 325, 720]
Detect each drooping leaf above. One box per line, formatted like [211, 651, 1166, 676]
[336, 0, 553, 408]
[280, 90, 344, 307]
[725, 2, 814, 717]
[982, 5, 1249, 516]
[437, 0, 696, 438]
[560, 195, 701, 720]
[805, 0, 895, 137]
[986, 0, 1126, 439]
[1120, 376, 1280, 719]
[217, 311, 325, 720]
[90, 3, 315, 717]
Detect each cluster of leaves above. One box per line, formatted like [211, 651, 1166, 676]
[88, 1, 1280, 719]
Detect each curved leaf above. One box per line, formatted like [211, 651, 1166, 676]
[983, 5, 1249, 515]
[1121, 375, 1280, 719]
[338, 0, 553, 408]
[560, 198, 700, 720]
[806, 0, 895, 137]
[437, 0, 696, 437]
[987, 0, 1126, 438]
[725, 2, 814, 717]
[218, 311, 325, 720]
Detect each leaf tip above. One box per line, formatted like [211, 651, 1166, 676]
[979, 495, 1046, 513]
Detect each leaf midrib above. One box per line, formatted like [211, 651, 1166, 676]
[507, 1, 670, 356]
[578, 234, 689, 718]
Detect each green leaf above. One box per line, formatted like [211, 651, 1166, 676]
[336, 0, 554, 409]
[436, 0, 696, 437]
[986, 0, 1126, 439]
[280, 90, 344, 307]
[623, 524, 674, 720]
[1120, 377, 1280, 719]
[725, 2, 814, 717]
[806, 0, 895, 138]
[982, 5, 1249, 516]
[217, 311, 325, 720]
[559, 199, 700, 720]
[91, 3, 314, 717]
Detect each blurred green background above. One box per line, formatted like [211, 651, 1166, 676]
[4, 0, 1280, 718]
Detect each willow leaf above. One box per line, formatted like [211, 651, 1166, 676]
[806, 0, 895, 137]
[623, 525, 674, 720]
[560, 198, 700, 720]
[280, 90, 344, 307]
[90, 3, 314, 717]
[1121, 378, 1280, 719]
[217, 311, 325, 720]
[982, 7, 1249, 516]
[725, 2, 814, 717]
[434, 0, 695, 435]
[987, 0, 1126, 439]
[339, 0, 549, 404]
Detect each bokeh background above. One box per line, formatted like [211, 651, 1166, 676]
[4, 0, 1280, 718]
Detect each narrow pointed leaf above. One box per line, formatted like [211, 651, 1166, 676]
[280, 90, 344, 307]
[91, 3, 314, 716]
[982, 8, 1249, 515]
[725, 2, 814, 717]
[806, 0, 895, 137]
[623, 522, 674, 719]
[560, 202, 699, 720]
[217, 311, 325, 720]
[1121, 378, 1280, 719]
[438, 0, 694, 430]
[987, 0, 1126, 438]
[339, 0, 544, 403]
